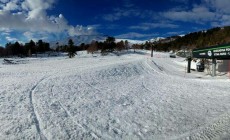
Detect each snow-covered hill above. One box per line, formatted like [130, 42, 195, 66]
[1, 51, 230, 139]
[150, 37, 165, 42]
[116, 37, 167, 44]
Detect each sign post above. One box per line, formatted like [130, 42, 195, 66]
[212, 58, 216, 77]
[187, 57, 191, 73]
[193, 44, 230, 59]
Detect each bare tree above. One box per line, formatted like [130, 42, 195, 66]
[87, 41, 98, 55]
[116, 41, 125, 52]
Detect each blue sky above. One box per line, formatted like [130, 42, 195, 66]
[0, 0, 230, 46]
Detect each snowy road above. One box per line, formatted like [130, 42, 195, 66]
[0, 52, 230, 139]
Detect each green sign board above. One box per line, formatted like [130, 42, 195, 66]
[192, 44, 230, 59]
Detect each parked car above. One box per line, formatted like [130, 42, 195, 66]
[196, 62, 205, 72]
[169, 53, 176, 58]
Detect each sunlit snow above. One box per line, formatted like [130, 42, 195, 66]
[0, 51, 230, 139]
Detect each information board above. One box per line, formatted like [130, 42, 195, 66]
[192, 44, 230, 59]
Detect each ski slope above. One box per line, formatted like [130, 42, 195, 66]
[0, 51, 230, 140]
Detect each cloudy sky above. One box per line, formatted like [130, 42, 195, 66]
[0, 0, 230, 46]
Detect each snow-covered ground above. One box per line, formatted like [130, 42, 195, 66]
[0, 51, 230, 140]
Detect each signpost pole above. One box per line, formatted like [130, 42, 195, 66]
[187, 57, 191, 73]
[212, 58, 216, 77]
[228, 60, 230, 79]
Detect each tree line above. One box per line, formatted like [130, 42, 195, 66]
[127, 26, 230, 53]
[2, 26, 229, 58]
[0, 36, 130, 58]
[153, 26, 230, 52]
[56, 37, 130, 58]
[0, 40, 51, 57]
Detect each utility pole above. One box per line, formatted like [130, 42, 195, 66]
[151, 44, 154, 57]
[150, 40, 156, 58]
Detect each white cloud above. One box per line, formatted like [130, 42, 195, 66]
[21, 0, 55, 19]
[0, 28, 12, 32]
[211, 15, 230, 27]
[162, 5, 216, 23]
[116, 32, 158, 39]
[68, 25, 96, 36]
[1, 32, 10, 36]
[23, 31, 33, 39]
[21, 0, 54, 11]
[6, 36, 18, 42]
[161, 0, 230, 26]
[23, 31, 47, 41]
[0, 0, 97, 42]
[130, 22, 179, 30]
[3, 0, 20, 11]
[205, 0, 230, 14]
[0, 0, 10, 3]
[103, 8, 141, 21]
[170, 0, 189, 3]
[166, 31, 185, 36]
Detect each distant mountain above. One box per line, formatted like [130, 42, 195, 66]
[116, 37, 172, 45]
[50, 35, 151, 48]
[116, 37, 166, 44]
[149, 37, 165, 42]
[50, 34, 108, 48]
[115, 39, 146, 44]
[49, 34, 178, 49]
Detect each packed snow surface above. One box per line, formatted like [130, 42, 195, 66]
[0, 51, 230, 140]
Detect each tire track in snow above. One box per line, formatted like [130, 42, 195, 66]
[174, 113, 230, 140]
[29, 76, 49, 140]
[152, 60, 164, 71]
[142, 58, 166, 76]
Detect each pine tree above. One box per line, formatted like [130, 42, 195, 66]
[125, 40, 129, 51]
[67, 39, 76, 58]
